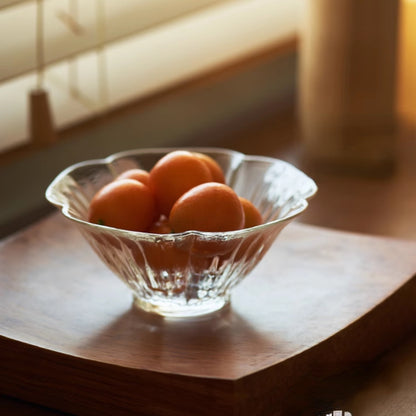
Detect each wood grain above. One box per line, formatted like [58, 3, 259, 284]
[0, 213, 415, 415]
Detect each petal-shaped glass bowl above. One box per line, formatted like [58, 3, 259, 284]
[45, 147, 317, 317]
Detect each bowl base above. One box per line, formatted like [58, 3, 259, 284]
[133, 294, 230, 318]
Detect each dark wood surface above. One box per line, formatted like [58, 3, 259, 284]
[0, 212, 416, 415]
[1, 106, 416, 414]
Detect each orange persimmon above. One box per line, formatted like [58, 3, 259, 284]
[169, 182, 245, 233]
[149, 150, 212, 216]
[88, 179, 156, 232]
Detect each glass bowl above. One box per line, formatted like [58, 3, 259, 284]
[45, 147, 317, 317]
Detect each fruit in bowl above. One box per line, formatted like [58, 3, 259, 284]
[87, 150, 254, 234]
[45, 147, 317, 317]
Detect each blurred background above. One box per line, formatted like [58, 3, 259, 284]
[1, 3, 416, 414]
[0, 0, 415, 238]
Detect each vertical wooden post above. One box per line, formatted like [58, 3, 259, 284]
[298, 0, 400, 174]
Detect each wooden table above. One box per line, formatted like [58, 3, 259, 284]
[2, 107, 416, 414]
[1, 212, 416, 415]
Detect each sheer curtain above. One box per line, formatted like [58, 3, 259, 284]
[0, 0, 299, 151]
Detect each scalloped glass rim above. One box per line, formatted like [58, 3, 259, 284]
[45, 147, 317, 241]
[45, 147, 318, 317]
